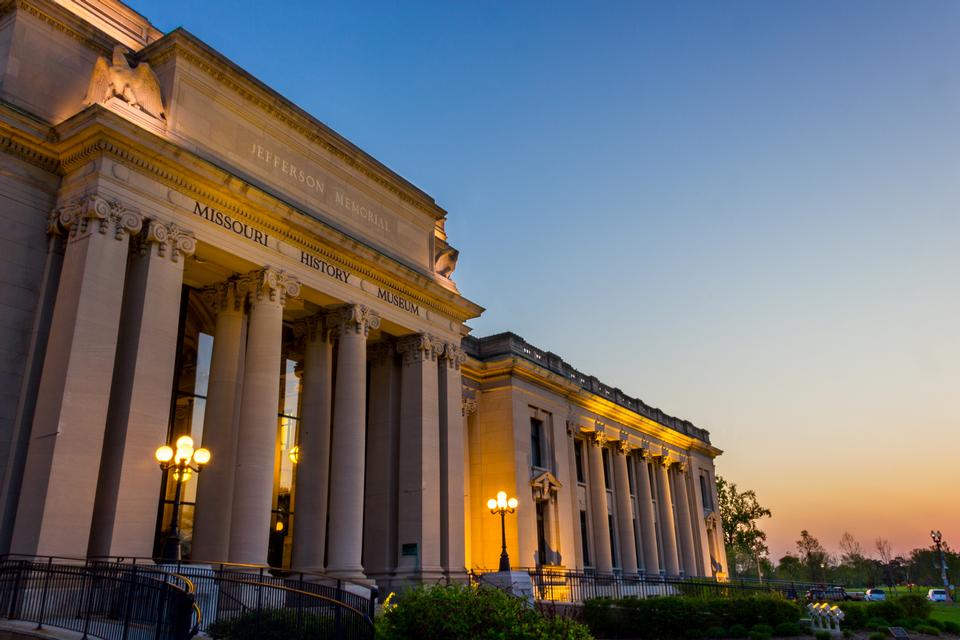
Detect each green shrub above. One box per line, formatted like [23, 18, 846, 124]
[928, 619, 945, 631]
[898, 594, 932, 620]
[869, 600, 905, 623]
[868, 633, 886, 640]
[749, 630, 771, 640]
[893, 618, 916, 630]
[708, 626, 727, 638]
[838, 602, 868, 629]
[910, 617, 931, 630]
[729, 624, 748, 638]
[918, 625, 941, 636]
[686, 629, 706, 639]
[775, 621, 804, 637]
[867, 617, 893, 631]
[815, 631, 831, 640]
[378, 584, 593, 640]
[206, 610, 333, 640]
[943, 620, 960, 634]
[842, 630, 854, 638]
[752, 624, 774, 634]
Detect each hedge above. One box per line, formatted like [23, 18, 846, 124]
[583, 595, 802, 639]
[829, 595, 932, 631]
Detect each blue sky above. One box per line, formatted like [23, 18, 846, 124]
[129, 0, 960, 558]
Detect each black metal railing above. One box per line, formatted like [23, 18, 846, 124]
[0, 557, 196, 639]
[0, 556, 376, 640]
[472, 567, 823, 604]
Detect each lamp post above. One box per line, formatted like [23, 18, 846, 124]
[487, 491, 518, 572]
[931, 530, 953, 602]
[155, 435, 210, 561]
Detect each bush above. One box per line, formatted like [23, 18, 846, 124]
[815, 632, 832, 640]
[708, 626, 727, 638]
[928, 619, 945, 631]
[729, 624, 748, 638]
[898, 594, 933, 620]
[842, 630, 854, 638]
[868, 634, 886, 640]
[893, 618, 916, 630]
[775, 622, 804, 637]
[377, 584, 593, 640]
[837, 602, 868, 629]
[918, 625, 941, 637]
[867, 617, 893, 631]
[943, 621, 960, 634]
[749, 630, 771, 640]
[752, 624, 774, 634]
[206, 610, 333, 640]
[870, 601, 906, 624]
[686, 629, 706, 639]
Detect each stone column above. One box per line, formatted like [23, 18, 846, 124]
[89, 221, 195, 557]
[674, 463, 699, 576]
[586, 431, 613, 573]
[656, 456, 680, 576]
[10, 196, 142, 557]
[395, 333, 443, 582]
[612, 441, 639, 575]
[227, 268, 300, 565]
[439, 341, 467, 582]
[290, 313, 334, 571]
[634, 452, 660, 575]
[362, 340, 399, 579]
[325, 304, 379, 580]
[191, 278, 245, 563]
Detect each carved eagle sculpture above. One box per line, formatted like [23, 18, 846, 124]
[84, 45, 165, 120]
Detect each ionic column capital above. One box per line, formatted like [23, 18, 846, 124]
[396, 332, 443, 365]
[615, 437, 632, 455]
[440, 342, 467, 369]
[329, 303, 380, 338]
[589, 427, 608, 448]
[138, 220, 196, 262]
[240, 267, 301, 307]
[293, 313, 334, 344]
[56, 194, 143, 241]
[461, 396, 479, 417]
[201, 277, 244, 314]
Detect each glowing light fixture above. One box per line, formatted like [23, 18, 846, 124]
[487, 489, 518, 572]
[154, 435, 212, 561]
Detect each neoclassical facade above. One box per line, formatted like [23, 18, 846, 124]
[0, 0, 726, 594]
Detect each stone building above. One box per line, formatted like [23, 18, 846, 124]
[0, 0, 726, 593]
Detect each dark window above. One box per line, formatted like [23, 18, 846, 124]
[602, 448, 611, 489]
[530, 418, 543, 468]
[536, 501, 547, 566]
[574, 440, 585, 483]
[648, 464, 657, 500]
[627, 457, 635, 494]
[700, 473, 713, 510]
[609, 514, 619, 569]
[580, 510, 591, 566]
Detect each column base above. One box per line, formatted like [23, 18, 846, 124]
[479, 571, 534, 605]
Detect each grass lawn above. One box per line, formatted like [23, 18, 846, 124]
[930, 602, 960, 625]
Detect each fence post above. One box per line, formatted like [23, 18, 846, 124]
[121, 564, 136, 640]
[256, 567, 263, 640]
[333, 579, 343, 640]
[368, 587, 378, 629]
[35, 557, 53, 630]
[6, 561, 23, 619]
[81, 560, 94, 640]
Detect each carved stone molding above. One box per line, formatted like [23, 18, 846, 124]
[139, 220, 196, 262]
[201, 277, 243, 315]
[240, 267, 301, 307]
[329, 303, 380, 338]
[531, 470, 562, 502]
[462, 397, 479, 417]
[292, 312, 333, 345]
[589, 427, 608, 448]
[615, 437, 632, 455]
[396, 332, 443, 365]
[440, 342, 467, 370]
[56, 194, 142, 241]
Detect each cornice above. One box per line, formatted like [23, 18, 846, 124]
[0, 0, 118, 57]
[462, 354, 722, 458]
[140, 30, 447, 223]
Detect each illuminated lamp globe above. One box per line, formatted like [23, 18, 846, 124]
[155, 445, 174, 463]
[288, 445, 299, 464]
[193, 448, 211, 465]
[175, 435, 194, 449]
[507, 497, 518, 510]
[487, 498, 497, 510]
[496, 491, 507, 509]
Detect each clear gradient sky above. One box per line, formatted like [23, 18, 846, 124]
[127, 0, 960, 561]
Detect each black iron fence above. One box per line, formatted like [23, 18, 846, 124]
[0, 556, 376, 640]
[472, 567, 823, 604]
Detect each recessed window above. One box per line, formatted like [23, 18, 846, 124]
[530, 418, 543, 468]
[574, 440, 585, 483]
[580, 510, 591, 567]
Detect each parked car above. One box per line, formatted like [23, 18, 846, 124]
[805, 586, 851, 602]
[864, 588, 886, 601]
[927, 589, 948, 602]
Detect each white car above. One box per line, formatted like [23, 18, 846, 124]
[864, 588, 886, 601]
[927, 588, 948, 602]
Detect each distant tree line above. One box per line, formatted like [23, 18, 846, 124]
[716, 476, 957, 587]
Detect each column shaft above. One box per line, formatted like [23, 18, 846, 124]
[228, 268, 299, 565]
[89, 221, 194, 557]
[11, 196, 141, 557]
[656, 458, 680, 576]
[439, 342, 466, 581]
[586, 434, 613, 573]
[191, 279, 245, 563]
[291, 315, 334, 571]
[612, 446, 638, 575]
[635, 455, 660, 574]
[362, 341, 399, 578]
[674, 466, 699, 576]
[395, 333, 443, 581]
[325, 305, 378, 579]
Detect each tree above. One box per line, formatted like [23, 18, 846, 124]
[797, 530, 830, 582]
[875, 537, 895, 586]
[839, 532, 864, 564]
[716, 476, 772, 577]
